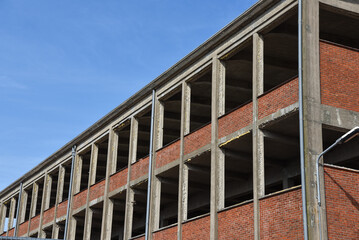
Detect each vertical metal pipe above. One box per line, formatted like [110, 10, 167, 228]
[14, 183, 23, 237]
[145, 90, 156, 240]
[64, 145, 76, 240]
[298, 0, 309, 239]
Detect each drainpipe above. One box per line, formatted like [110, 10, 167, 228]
[298, 0, 309, 239]
[14, 182, 23, 237]
[145, 90, 156, 240]
[64, 145, 76, 240]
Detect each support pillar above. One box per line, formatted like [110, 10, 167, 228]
[101, 130, 116, 240]
[18, 188, 28, 225]
[301, 0, 327, 238]
[38, 173, 50, 238]
[27, 183, 38, 236]
[53, 164, 66, 239]
[7, 197, 16, 235]
[177, 81, 191, 240]
[210, 57, 225, 240]
[0, 202, 6, 234]
[123, 117, 138, 239]
[252, 32, 265, 240]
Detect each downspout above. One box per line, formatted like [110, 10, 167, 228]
[64, 145, 76, 240]
[298, 0, 309, 239]
[14, 182, 23, 237]
[145, 90, 156, 240]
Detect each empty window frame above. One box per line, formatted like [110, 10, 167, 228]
[262, 113, 301, 195]
[79, 148, 91, 192]
[223, 40, 253, 114]
[221, 132, 253, 207]
[322, 126, 359, 170]
[110, 190, 126, 240]
[188, 68, 212, 133]
[186, 151, 211, 219]
[48, 169, 59, 209]
[89, 202, 103, 240]
[136, 109, 152, 161]
[131, 181, 148, 237]
[263, 12, 298, 92]
[23, 185, 33, 222]
[157, 166, 179, 228]
[115, 123, 131, 172]
[61, 161, 72, 202]
[160, 87, 182, 147]
[95, 136, 109, 183]
[35, 179, 44, 216]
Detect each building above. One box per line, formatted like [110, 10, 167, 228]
[1, 0, 359, 239]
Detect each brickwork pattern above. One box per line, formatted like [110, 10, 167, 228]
[18, 221, 28, 236]
[89, 180, 105, 201]
[56, 200, 68, 218]
[72, 189, 87, 209]
[184, 124, 211, 155]
[153, 225, 177, 240]
[320, 41, 359, 112]
[218, 202, 254, 239]
[258, 78, 298, 119]
[260, 188, 303, 239]
[218, 102, 253, 139]
[156, 140, 180, 168]
[42, 206, 55, 225]
[109, 168, 128, 192]
[29, 214, 40, 232]
[131, 156, 149, 181]
[182, 215, 210, 240]
[324, 166, 359, 239]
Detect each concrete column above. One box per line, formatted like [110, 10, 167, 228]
[44, 174, 52, 210]
[89, 143, 99, 186]
[210, 57, 226, 240]
[123, 117, 137, 239]
[38, 173, 50, 238]
[124, 188, 134, 239]
[67, 153, 79, 240]
[0, 202, 6, 234]
[152, 176, 162, 231]
[101, 130, 117, 240]
[83, 208, 93, 240]
[252, 32, 265, 240]
[111, 131, 119, 174]
[7, 197, 16, 235]
[53, 165, 65, 239]
[301, 0, 327, 238]
[177, 81, 191, 240]
[73, 153, 83, 194]
[129, 117, 139, 164]
[18, 188, 28, 224]
[27, 183, 38, 236]
[156, 100, 164, 150]
[84, 144, 96, 240]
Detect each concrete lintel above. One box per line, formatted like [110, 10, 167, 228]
[321, 105, 359, 130]
[319, 0, 359, 15]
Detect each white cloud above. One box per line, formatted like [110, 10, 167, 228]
[0, 76, 27, 90]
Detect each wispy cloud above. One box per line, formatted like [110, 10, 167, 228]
[0, 75, 27, 89]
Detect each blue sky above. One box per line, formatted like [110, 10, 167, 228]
[0, 0, 257, 191]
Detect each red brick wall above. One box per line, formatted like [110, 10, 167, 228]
[184, 124, 211, 155]
[18, 221, 29, 236]
[72, 189, 87, 210]
[153, 225, 177, 240]
[260, 188, 303, 239]
[320, 41, 359, 112]
[131, 157, 149, 181]
[89, 180, 105, 201]
[29, 214, 40, 232]
[7, 228, 14, 236]
[218, 203, 254, 239]
[132, 236, 145, 240]
[218, 102, 253, 139]
[57, 200, 68, 218]
[324, 165, 359, 239]
[42, 206, 55, 225]
[109, 168, 128, 192]
[182, 215, 210, 240]
[258, 78, 299, 119]
[156, 140, 180, 168]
